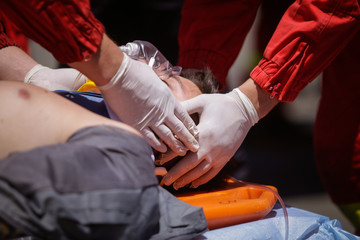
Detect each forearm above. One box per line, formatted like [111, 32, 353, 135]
[238, 78, 279, 119]
[0, 46, 37, 81]
[69, 34, 123, 86]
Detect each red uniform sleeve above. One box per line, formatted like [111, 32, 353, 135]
[0, 10, 29, 53]
[177, 0, 262, 91]
[0, 0, 105, 64]
[0, 12, 20, 50]
[250, 0, 360, 102]
[0, 26, 17, 50]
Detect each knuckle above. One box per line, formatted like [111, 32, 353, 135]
[173, 122, 184, 134]
[141, 130, 153, 140]
[163, 130, 174, 139]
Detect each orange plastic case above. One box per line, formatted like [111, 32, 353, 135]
[174, 180, 278, 230]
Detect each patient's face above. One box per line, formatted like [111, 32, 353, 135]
[161, 75, 202, 102]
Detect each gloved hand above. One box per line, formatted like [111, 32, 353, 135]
[160, 88, 259, 189]
[99, 53, 199, 156]
[24, 64, 87, 91]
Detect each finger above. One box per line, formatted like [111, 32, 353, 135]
[156, 149, 178, 165]
[166, 113, 199, 153]
[181, 96, 205, 115]
[190, 156, 230, 188]
[154, 167, 167, 177]
[175, 103, 200, 138]
[190, 167, 222, 189]
[151, 124, 187, 156]
[173, 160, 212, 190]
[162, 151, 202, 186]
[141, 127, 167, 153]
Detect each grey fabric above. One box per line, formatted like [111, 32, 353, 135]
[0, 126, 157, 194]
[0, 126, 207, 240]
[0, 181, 160, 240]
[151, 187, 208, 240]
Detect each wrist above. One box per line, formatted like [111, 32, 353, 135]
[24, 64, 48, 84]
[228, 88, 259, 126]
[69, 34, 124, 86]
[238, 78, 279, 119]
[98, 53, 129, 91]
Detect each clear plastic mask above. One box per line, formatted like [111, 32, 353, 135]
[119, 40, 182, 80]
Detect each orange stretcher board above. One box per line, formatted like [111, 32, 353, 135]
[174, 180, 278, 230]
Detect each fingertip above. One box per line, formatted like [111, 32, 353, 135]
[191, 167, 218, 188]
[175, 104, 199, 136]
[178, 124, 199, 152]
[157, 150, 177, 165]
[163, 174, 174, 186]
[190, 138, 200, 152]
[168, 139, 187, 156]
[177, 147, 187, 156]
[181, 136, 199, 153]
[151, 140, 167, 153]
[189, 125, 200, 138]
[141, 128, 167, 153]
[174, 129, 199, 153]
[173, 180, 187, 190]
[151, 125, 187, 155]
[190, 178, 206, 189]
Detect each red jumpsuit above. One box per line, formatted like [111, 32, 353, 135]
[0, 0, 104, 64]
[178, 0, 360, 231]
[0, 11, 28, 52]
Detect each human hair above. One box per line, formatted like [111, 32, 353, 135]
[180, 67, 219, 94]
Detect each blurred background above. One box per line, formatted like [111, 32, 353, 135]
[28, 0, 355, 233]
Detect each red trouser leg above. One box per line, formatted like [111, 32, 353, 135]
[314, 30, 360, 232]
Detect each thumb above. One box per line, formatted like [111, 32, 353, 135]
[181, 94, 206, 115]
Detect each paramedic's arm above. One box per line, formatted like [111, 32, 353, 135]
[68, 34, 123, 86]
[162, 0, 360, 189]
[250, 0, 360, 102]
[0, 18, 36, 81]
[161, 79, 278, 189]
[69, 34, 199, 155]
[0, 20, 86, 90]
[0, 46, 87, 90]
[0, 46, 36, 81]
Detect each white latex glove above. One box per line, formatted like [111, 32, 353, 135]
[160, 88, 259, 189]
[99, 54, 199, 155]
[24, 64, 87, 91]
